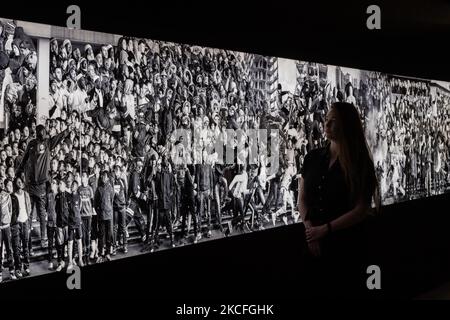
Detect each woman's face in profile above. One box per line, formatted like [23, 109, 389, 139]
[324, 107, 338, 141]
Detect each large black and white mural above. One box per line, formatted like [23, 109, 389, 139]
[0, 16, 449, 282]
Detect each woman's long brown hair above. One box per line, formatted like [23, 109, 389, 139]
[332, 102, 381, 214]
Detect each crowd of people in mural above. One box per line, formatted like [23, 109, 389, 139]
[362, 72, 450, 202]
[0, 33, 306, 281]
[0, 21, 37, 131]
[0, 20, 40, 282]
[0, 21, 449, 282]
[289, 64, 450, 203]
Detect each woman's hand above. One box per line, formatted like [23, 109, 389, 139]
[305, 224, 328, 242]
[308, 240, 321, 257]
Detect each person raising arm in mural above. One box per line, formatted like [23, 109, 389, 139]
[16, 120, 79, 249]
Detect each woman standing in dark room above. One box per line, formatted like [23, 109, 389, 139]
[298, 102, 381, 297]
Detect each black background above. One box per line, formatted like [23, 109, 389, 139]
[1, 0, 450, 305]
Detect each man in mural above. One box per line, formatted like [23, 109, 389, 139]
[17, 121, 78, 248]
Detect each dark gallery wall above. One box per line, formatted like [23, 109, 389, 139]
[0, 0, 449, 300]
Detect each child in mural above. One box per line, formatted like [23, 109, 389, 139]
[0, 178, 14, 282]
